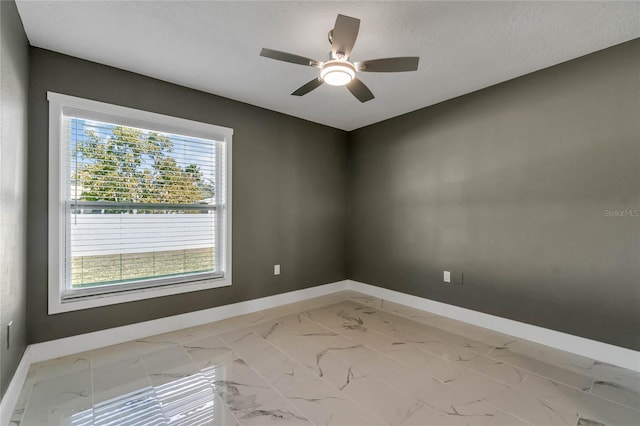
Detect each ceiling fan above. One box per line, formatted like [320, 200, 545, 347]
[260, 14, 419, 103]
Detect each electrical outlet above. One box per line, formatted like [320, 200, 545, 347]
[274, 264, 280, 275]
[443, 271, 451, 283]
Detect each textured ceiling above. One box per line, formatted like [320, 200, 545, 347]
[15, 1, 640, 131]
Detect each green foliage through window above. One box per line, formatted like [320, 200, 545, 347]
[72, 124, 215, 206]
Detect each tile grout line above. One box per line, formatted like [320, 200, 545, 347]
[471, 364, 569, 424]
[480, 350, 591, 391]
[517, 373, 529, 389]
[358, 296, 600, 394]
[302, 306, 456, 380]
[297, 306, 471, 408]
[315, 300, 540, 422]
[178, 343, 244, 426]
[376, 299, 640, 413]
[216, 330, 324, 426]
[301, 307, 420, 371]
[483, 400, 537, 426]
[186, 294, 351, 346]
[491, 403, 537, 426]
[218, 327, 389, 426]
[503, 368, 640, 423]
[585, 378, 640, 413]
[138, 344, 177, 423]
[460, 364, 522, 390]
[336, 300, 525, 387]
[348, 297, 498, 357]
[353, 294, 614, 381]
[279, 309, 421, 421]
[334, 299, 618, 423]
[262, 314, 424, 424]
[373, 295, 640, 393]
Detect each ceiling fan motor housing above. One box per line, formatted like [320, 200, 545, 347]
[320, 60, 356, 86]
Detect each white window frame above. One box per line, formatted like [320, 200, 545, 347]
[48, 92, 233, 314]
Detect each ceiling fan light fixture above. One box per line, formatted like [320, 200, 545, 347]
[260, 14, 419, 102]
[320, 60, 355, 86]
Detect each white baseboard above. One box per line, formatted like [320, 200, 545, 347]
[30, 280, 349, 363]
[347, 280, 640, 372]
[0, 346, 32, 426]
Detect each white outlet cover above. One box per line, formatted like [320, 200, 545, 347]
[443, 271, 451, 283]
[274, 265, 280, 275]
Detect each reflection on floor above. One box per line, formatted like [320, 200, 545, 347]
[11, 291, 640, 425]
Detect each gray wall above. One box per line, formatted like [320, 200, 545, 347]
[348, 39, 640, 351]
[28, 48, 348, 343]
[23, 38, 640, 351]
[0, 0, 29, 396]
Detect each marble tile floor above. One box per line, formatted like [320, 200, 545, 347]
[11, 291, 640, 426]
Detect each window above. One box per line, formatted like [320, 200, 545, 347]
[48, 92, 232, 313]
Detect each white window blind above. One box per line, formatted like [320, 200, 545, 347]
[48, 93, 232, 313]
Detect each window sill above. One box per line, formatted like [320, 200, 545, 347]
[48, 276, 231, 314]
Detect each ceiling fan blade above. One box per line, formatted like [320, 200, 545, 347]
[331, 14, 360, 59]
[260, 48, 321, 68]
[291, 78, 324, 96]
[355, 57, 420, 72]
[346, 77, 374, 103]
